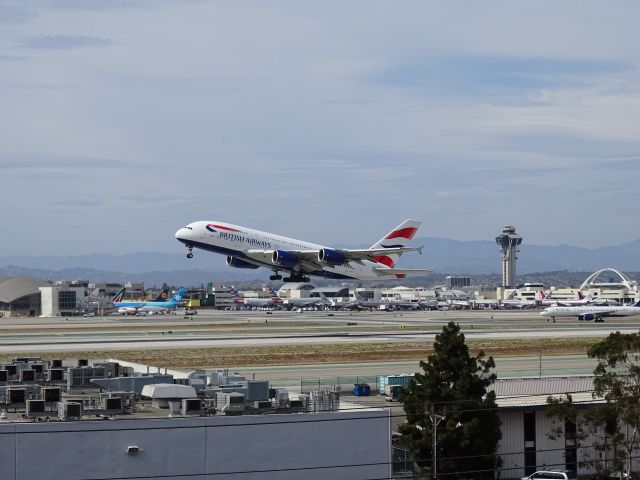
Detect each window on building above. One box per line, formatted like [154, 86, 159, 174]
[58, 291, 77, 311]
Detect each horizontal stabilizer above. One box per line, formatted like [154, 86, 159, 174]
[373, 268, 432, 275]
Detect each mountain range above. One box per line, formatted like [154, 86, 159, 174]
[2, 237, 639, 286]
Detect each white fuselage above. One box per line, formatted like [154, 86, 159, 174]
[175, 221, 400, 281]
[540, 304, 640, 319]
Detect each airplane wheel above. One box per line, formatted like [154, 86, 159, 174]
[186, 253, 193, 259]
[282, 277, 291, 283]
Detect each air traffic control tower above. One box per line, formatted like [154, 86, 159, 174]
[496, 225, 522, 288]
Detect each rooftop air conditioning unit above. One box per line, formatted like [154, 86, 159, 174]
[26, 399, 46, 417]
[7, 388, 26, 405]
[48, 369, 64, 382]
[58, 401, 82, 421]
[41, 387, 61, 403]
[181, 398, 201, 416]
[102, 396, 123, 413]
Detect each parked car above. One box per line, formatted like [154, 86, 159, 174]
[522, 471, 575, 480]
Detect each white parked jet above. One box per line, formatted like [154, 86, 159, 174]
[540, 300, 640, 322]
[175, 219, 430, 282]
[229, 287, 283, 309]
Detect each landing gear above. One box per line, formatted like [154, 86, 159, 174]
[186, 246, 193, 259]
[269, 273, 283, 281]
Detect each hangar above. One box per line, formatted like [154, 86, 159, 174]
[0, 277, 49, 317]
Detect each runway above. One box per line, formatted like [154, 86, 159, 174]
[0, 309, 637, 353]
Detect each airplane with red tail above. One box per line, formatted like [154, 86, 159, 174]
[175, 219, 430, 282]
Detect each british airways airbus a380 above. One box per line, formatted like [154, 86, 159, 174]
[175, 219, 430, 282]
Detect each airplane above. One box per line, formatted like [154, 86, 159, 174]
[175, 219, 430, 282]
[539, 300, 640, 322]
[114, 288, 187, 314]
[540, 290, 591, 306]
[282, 291, 332, 309]
[228, 287, 283, 309]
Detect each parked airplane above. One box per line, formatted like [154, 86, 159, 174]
[540, 291, 618, 307]
[540, 291, 590, 306]
[540, 300, 640, 322]
[175, 219, 430, 282]
[114, 288, 186, 314]
[229, 287, 283, 309]
[282, 292, 331, 309]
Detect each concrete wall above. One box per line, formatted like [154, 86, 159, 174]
[39, 287, 58, 317]
[0, 409, 390, 480]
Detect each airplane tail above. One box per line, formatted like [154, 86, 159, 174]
[634, 300, 640, 307]
[577, 291, 585, 300]
[169, 288, 186, 304]
[87, 288, 100, 300]
[369, 219, 421, 268]
[228, 288, 244, 304]
[112, 288, 126, 303]
[265, 285, 283, 304]
[540, 291, 546, 300]
[153, 289, 170, 302]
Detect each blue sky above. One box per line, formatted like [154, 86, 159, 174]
[1, 1, 639, 255]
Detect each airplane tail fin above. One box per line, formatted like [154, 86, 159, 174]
[112, 288, 126, 303]
[229, 287, 244, 304]
[153, 289, 170, 302]
[369, 219, 421, 268]
[577, 291, 585, 300]
[266, 285, 283, 304]
[539, 291, 546, 300]
[170, 288, 186, 303]
[634, 300, 640, 307]
[87, 288, 100, 299]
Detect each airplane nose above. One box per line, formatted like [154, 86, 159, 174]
[175, 227, 190, 242]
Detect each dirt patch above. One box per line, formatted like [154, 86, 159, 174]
[0, 337, 600, 370]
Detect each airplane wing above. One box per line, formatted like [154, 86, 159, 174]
[245, 246, 425, 273]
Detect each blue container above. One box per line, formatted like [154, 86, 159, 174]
[352, 383, 371, 396]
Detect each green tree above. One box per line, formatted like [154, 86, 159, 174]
[546, 331, 640, 478]
[398, 321, 502, 479]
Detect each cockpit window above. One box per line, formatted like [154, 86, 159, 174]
[184, 226, 193, 230]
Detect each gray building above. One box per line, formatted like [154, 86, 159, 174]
[0, 410, 391, 480]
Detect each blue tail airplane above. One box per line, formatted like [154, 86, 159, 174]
[114, 288, 187, 314]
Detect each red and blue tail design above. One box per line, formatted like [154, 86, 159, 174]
[266, 285, 283, 304]
[370, 219, 421, 269]
[228, 288, 244, 305]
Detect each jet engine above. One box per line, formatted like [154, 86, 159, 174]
[318, 248, 347, 266]
[226, 256, 260, 269]
[271, 250, 299, 267]
[578, 314, 595, 321]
